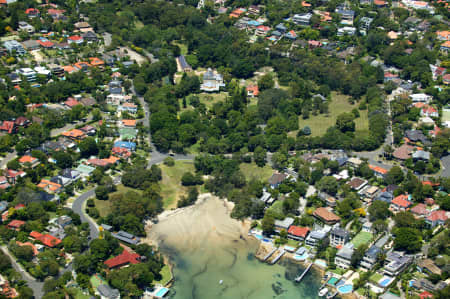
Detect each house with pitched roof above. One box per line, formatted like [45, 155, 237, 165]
[19, 155, 39, 168]
[7, 220, 26, 231]
[104, 246, 141, 269]
[29, 231, 62, 248]
[287, 226, 310, 241]
[391, 194, 412, 212]
[313, 207, 341, 225]
[426, 210, 448, 227]
[62, 129, 86, 141]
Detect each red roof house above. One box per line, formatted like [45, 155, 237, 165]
[112, 147, 132, 159]
[313, 207, 341, 224]
[104, 248, 141, 269]
[287, 226, 310, 240]
[64, 98, 79, 108]
[0, 121, 16, 134]
[25, 8, 40, 17]
[426, 210, 448, 227]
[7, 220, 26, 231]
[410, 203, 430, 218]
[29, 231, 62, 247]
[391, 194, 412, 211]
[419, 291, 433, 299]
[247, 85, 259, 98]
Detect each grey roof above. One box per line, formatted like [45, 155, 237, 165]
[101, 224, 112, 231]
[331, 227, 349, 238]
[405, 130, 428, 143]
[97, 284, 120, 299]
[365, 245, 381, 259]
[309, 230, 328, 240]
[337, 245, 354, 259]
[275, 217, 294, 229]
[0, 201, 8, 213]
[22, 40, 40, 48]
[203, 68, 216, 80]
[375, 235, 389, 248]
[112, 230, 140, 244]
[375, 192, 393, 203]
[177, 55, 191, 70]
[412, 150, 430, 160]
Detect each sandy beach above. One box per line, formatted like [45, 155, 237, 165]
[143, 194, 322, 299]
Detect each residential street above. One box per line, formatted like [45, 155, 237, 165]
[1, 246, 44, 299]
[50, 114, 93, 138]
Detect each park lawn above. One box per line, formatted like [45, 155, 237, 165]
[239, 162, 273, 182]
[156, 265, 173, 286]
[94, 198, 113, 218]
[351, 231, 373, 249]
[296, 92, 369, 137]
[74, 289, 90, 299]
[160, 161, 196, 209]
[197, 92, 229, 109]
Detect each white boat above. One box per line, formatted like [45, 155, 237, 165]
[219, 280, 223, 285]
[318, 287, 328, 297]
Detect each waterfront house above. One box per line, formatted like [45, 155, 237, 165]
[104, 246, 141, 269]
[335, 245, 354, 269]
[305, 227, 330, 247]
[274, 217, 294, 233]
[287, 226, 310, 241]
[111, 230, 140, 245]
[329, 227, 350, 248]
[360, 245, 382, 270]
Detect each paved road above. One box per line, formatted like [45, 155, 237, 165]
[0, 150, 17, 169]
[71, 188, 99, 240]
[1, 246, 44, 299]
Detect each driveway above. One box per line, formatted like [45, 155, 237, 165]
[50, 114, 93, 138]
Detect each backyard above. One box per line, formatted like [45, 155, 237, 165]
[296, 92, 369, 137]
[160, 160, 196, 209]
[239, 162, 273, 182]
[155, 265, 173, 286]
[351, 231, 373, 249]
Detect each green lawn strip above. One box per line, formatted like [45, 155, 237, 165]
[155, 265, 173, 286]
[160, 161, 196, 209]
[351, 231, 373, 249]
[239, 162, 273, 182]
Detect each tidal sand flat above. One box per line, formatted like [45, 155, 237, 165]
[146, 195, 320, 299]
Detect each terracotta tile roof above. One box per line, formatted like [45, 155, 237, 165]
[37, 179, 62, 192]
[419, 291, 433, 299]
[62, 129, 85, 139]
[19, 155, 38, 164]
[103, 156, 119, 164]
[121, 119, 136, 127]
[104, 248, 141, 269]
[246, 85, 259, 96]
[25, 8, 40, 14]
[393, 144, 414, 160]
[369, 165, 388, 175]
[63, 65, 76, 73]
[64, 98, 79, 107]
[68, 35, 83, 41]
[288, 226, 310, 238]
[38, 40, 54, 48]
[30, 231, 62, 247]
[0, 121, 15, 134]
[442, 41, 450, 48]
[410, 203, 428, 216]
[392, 194, 412, 208]
[112, 147, 131, 158]
[7, 220, 26, 229]
[427, 210, 447, 222]
[313, 207, 341, 223]
[89, 57, 104, 66]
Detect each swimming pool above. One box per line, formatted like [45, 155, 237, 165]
[262, 238, 271, 243]
[337, 284, 353, 294]
[314, 259, 327, 268]
[293, 253, 308, 261]
[155, 287, 169, 297]
[379, 277, 394, 287]
[254, 234, 263, 240]
[327, 277, 339, 286]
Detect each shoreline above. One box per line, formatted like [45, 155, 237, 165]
[143, 194, 327, 298]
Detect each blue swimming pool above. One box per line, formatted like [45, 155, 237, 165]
[337, 284, 353, 294]
[379, 277, 393, 287]
[314, 260, 327, 268]
[254, 234, 263, 240]
[293, 253, 308, 261]
[155, 287, 169, 297]
[262, 238, 271, 243]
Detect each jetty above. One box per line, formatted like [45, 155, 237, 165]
[261, 246, 277, 262]
[295, 262, 312, 282]
[269, 249, 285, 265]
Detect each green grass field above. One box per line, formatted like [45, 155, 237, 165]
[160, 161, 196, 209]
[442, 109, 450, 122]
[239, 162, 273, 182]
[351, 231, 373, 249]
[296, 92, 369, 137]
[369, 272, 383, 284]
[155, 265, 173, 286]
[96, 185, 143, 217]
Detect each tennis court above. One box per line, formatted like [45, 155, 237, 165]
[351, 231, 373, 248]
